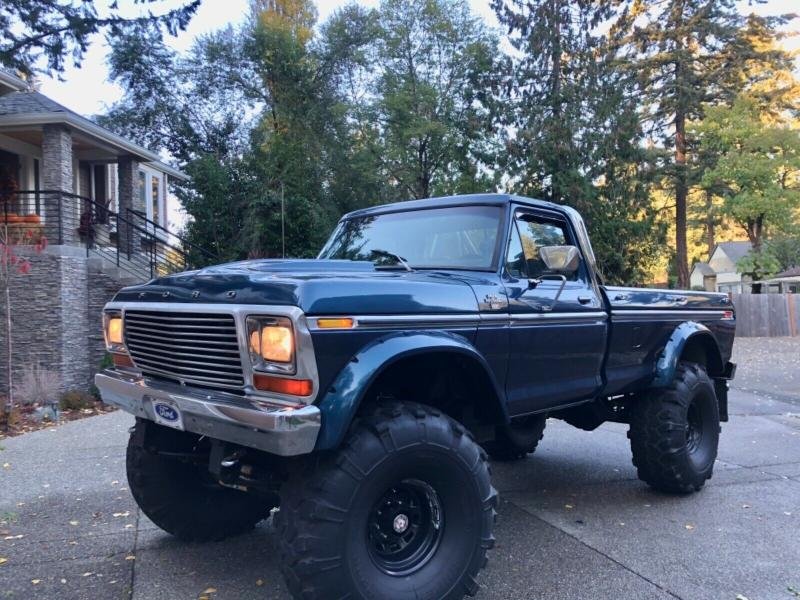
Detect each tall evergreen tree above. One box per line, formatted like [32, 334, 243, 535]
[612, 0, 793, 287]
[492, 0, 663, 284]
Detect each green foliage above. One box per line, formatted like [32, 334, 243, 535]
[696, 96, 800, 250]
[610, 0, 792, 287]
[0, 0, 199, 76]
[99, 0, 797, 286]
[765, 237, 800, 272]
[491, 0, 664, 285]
[737, 249, 782, 288]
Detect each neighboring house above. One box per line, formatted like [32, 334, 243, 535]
[754, 267, 800, 294]
[0, 70, 184, 234]
[690, 241, 753, 293]
[0, 69, 205, 396]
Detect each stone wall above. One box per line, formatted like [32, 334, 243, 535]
[0, 246, 125, 399]
[87, 265, 126, 372]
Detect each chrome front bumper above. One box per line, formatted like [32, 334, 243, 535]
[94, 370, 321, 456]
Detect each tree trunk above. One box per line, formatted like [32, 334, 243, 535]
[675, 108, 690, 289]
[705, 190, 715, 259]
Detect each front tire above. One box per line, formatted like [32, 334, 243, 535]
[276, 402, 497, 600]
[126, 420, 275, 541]
[628, 362, 720, 493]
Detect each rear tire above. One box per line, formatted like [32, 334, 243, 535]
[483, 414, 547, 461]
[628, 362, 720, 494]
[276, 402, 497, 600]
[126, 420, 275, 542]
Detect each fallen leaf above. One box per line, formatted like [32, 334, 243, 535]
[256, 579, 264, 587]
[564, 504, 574, 509]
[112, 512, 130, 518]
[3, 535, 23, 540]
[68, 520, 79, 526]
[741, 504, 751, 509]
[2, 463, 9, 469]
[202, 587, 218, 595]
[685, 524, 695, 530]
[31, 579, 40, 585]
[124, 524, 134, 529]
[125, 555, 135, 561]
[111, 481, 119, 485]
[0, 557, 7, 565]
[82, 572, 93, 577]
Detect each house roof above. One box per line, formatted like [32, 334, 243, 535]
[0, 90, 187, 180]
[712, 241, 752, 263]
[0, 70, 28, 93]
[776, 266, 800, 278]
[691, 262, 715, 276]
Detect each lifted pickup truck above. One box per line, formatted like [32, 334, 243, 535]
[96, 194, 736, 600]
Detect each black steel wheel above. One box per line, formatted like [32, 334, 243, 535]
[276, 402, 497, 600]
[629, 362, 720, 494]
[367, 479, 443, 575]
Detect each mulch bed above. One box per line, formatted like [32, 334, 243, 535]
[0, 402, 116, 440]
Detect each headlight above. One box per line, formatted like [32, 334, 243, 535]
[247, 316, 295, 374]
[103, 311, 126, 353]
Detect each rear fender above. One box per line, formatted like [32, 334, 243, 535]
[314, 331, 507, 450]
[651, 321, 724, 388]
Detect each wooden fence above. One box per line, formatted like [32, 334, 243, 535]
[731, 293, 800, 337]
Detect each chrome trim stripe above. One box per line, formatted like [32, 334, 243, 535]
[611, 309, 730, 321]
[308, 311, 608, 330]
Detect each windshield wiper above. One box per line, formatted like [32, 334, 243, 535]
[369, 249, 414, 272]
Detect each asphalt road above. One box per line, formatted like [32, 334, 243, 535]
[1, 338, 799, 600]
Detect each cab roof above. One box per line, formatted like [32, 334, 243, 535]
[342, 193, 565, 220]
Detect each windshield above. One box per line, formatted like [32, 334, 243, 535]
[319, 205, 504, 270]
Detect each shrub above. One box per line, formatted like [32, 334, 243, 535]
[13, 364, 60, 407]
[59, 390, 96, 411]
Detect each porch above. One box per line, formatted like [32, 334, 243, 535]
[1, 189, 214, 281]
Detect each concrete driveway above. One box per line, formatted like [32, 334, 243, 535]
[1, 338, 799, 599]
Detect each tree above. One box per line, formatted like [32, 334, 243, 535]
[0, 0, 200, 76]
[365, 0, 503, 200]
[612, 1, 793, 288]
[697, 97, 800, 251]
[696, 96, 800, 292]
[492, 0, 664, 284]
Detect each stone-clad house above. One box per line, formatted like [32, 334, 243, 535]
[0, 70, 197, 395]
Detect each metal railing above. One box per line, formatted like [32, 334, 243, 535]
[2, 190, 216, 281]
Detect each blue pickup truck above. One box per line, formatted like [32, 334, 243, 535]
[96, 194, 736, 600]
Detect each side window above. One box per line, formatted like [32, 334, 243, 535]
[505, 222, 526, 278]
[515, 214, 578, 281]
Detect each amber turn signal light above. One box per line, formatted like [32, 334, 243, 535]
[253, 374, 313, 397]
[112, 353, 135, 368]
[316, 317, 355, 329]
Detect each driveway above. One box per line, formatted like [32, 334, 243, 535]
[1, 338, 799, 599]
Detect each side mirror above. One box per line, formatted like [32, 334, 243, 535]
[539, 245, 580, 274]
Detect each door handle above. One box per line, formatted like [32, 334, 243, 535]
[578, 296, 592, 305]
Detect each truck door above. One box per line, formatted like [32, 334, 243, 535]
[502, 207, 608, 416]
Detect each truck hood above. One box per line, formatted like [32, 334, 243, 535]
[113, 259, 481, 315]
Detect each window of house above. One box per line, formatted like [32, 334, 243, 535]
[151, 174, 160, 226]
[136, 168, 166, 228]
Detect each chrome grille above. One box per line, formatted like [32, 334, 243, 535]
[124, 310, 245, 390]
